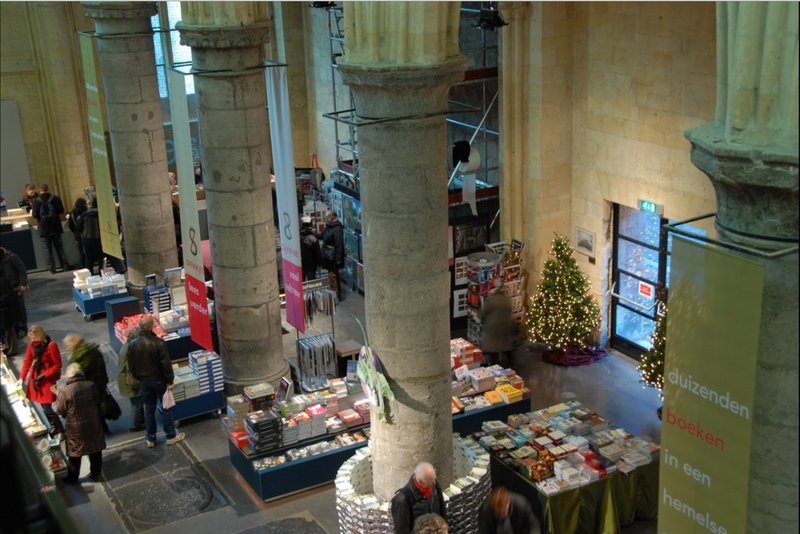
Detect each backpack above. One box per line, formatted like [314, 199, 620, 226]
[40, 199, 58, 223]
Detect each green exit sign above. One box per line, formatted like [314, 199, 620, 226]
[639, 199, 663, 215]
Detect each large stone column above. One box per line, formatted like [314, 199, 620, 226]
[339, 2, 465, 500]
[177, 4, 288, 394]
[685, 3, 798, 531]
[82, 2, 178, 290]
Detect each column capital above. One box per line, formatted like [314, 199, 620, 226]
[82, 1, 156, 21]
[337, 58, 466, 120]
[176, 21, 270, 51]
[686, 122, 799, 248]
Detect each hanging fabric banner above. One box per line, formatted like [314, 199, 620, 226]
[78, 33, 123, 260]
[265, 66, 305, 333]
[166, 68, 213, 351]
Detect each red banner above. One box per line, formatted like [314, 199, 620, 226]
[185, 274, 213, 351]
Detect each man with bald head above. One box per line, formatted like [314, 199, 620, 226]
[391, 462, 447, 534]
[127, 315, 184, 448]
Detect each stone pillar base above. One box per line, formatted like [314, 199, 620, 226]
[336, 435, 491, 534]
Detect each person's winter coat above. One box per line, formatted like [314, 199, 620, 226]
[20, 338, 61, 404]
[480, 291, 516, 353]
[391, 477, 447, 534]
[127, 331, 173, 385]
[478, 491, 536, 534]
[54, 375, 106, 458]
[76, 208, 101, 240]
[32, 192, 65, 237]
[321, 219, 345, 269]
[300, 226, 322, 275]
[68, 342, 111, 413]
[117, 339, 141, 398]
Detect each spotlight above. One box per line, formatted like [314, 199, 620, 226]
[473, 3, 507, 31]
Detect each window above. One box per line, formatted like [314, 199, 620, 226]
[152, 2, 194, 98]
[611, 204, 707, 358]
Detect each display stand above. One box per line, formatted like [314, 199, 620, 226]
[296, 278, 337, 392]
[73, 286, 128, 321]
[465, 252, 502, 345]
[227, 396, 531, 503]
[0, 356, 67, 477]
[173, 389, 225, 422]
[105, 296, 218, 359]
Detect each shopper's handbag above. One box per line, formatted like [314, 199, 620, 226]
[101, 390, 122, 420]
[162, 388, 176, 410]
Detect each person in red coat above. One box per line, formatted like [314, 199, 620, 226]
[18, 324, 64, 436]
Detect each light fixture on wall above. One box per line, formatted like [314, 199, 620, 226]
[309, 2, 336, 8]
[473, 2, 508, 31]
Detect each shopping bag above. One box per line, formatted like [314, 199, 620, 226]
[162, 388, 176, 410]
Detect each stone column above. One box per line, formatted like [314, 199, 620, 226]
[82, 2, 178, 290]
[339, 61, 464, 500]
[685, 3, 798, 531]
[339, 1, 465, 500]
[177, 6, 288, 394]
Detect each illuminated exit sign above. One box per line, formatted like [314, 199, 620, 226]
[638, 199, 663, 215]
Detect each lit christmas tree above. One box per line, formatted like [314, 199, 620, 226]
[526, 234, 600, 351]
[638, 306, 666, 396]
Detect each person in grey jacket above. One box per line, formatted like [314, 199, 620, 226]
[54, 363, 106, 485]
[478, 486, 536, 534]
[126, 316, 184, 448]
[0, 246, 28, 353]
[480, 286, 516, 367]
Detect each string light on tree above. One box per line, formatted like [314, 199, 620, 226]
[637, 305, 666, 397]
[526, 234, 600, 351]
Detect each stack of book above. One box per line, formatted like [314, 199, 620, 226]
[449, 338, 483, 369]
[243, 382, 275, 412]
[143, 284, 171, 314]
[469, 368, 496, 393]
[172, 366, 200, 401]
[226, 394, 249, 433]
[246, 410, 281, 453]
[305, 404, 328, 437]
[352, 398, 371, 424]
[495, 384, 522, 404]
[189, 350, 224, 393]
[337, 408, 362, 427]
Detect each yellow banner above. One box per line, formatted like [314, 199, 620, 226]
[78, 33, 123, 260]
[658, 237, 762, 534]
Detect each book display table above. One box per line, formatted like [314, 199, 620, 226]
[73, 287, 128, 321]
[228, 396, 531, 502]
[473, 400, 659, 534]
[173, 390, 225, 422]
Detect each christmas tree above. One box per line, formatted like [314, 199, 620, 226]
[526, 234, 600, 351]
[638, 307, 666, 396]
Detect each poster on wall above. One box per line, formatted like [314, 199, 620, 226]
[265, 66, 304, 333]
[166, 68, 213, 351]
[658, 237, 762, 534]
[78, 33, 123, 260]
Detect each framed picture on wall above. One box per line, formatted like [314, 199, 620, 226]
[575, 226, 595, 258]
[575, 227, 596, 258]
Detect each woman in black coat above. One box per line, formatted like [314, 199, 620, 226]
[54, 363, 106, 485]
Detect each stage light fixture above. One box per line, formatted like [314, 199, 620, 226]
[473, 3, 508, 32]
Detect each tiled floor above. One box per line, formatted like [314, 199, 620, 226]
[10, 269, 661, 533]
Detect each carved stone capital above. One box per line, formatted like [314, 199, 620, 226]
[337, 57, 467, 120]
[82, 1, 157, 21]
[686, 122, 799, 248]
[176, 22, 270, 51]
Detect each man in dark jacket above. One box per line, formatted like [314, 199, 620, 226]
[320, 211, 345, 300]
[127, 316, 184, 448]
[300, 216, 322, 281]
[76, 197, 102, 275]
[0, 246, 29, 352]
[391, 462, 447, 534]
[480, 287, 516, 367]
[54, 363, 106, 485]
[32, 183, 72, 274]
[478, 486, 536, 534]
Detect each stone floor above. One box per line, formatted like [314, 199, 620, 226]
[9, 268, 661, 533]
